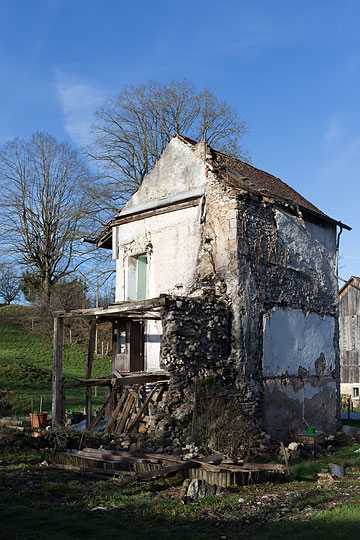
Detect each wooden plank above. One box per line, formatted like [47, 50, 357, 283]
[80, 448, 162, 464]
[105, 391, 128, 434]
[113, 374, 169, 387]
[52, 317, 64, 426]
[115, 393, 135, 434]
[50, 463, 136, 476]
[53, 296, 167, 319]
[112, 461, 199, 484]
[127, 386, 158, 433]
[88, 392, 114, 431]
[71, 449, 160, 464]
[85, 320, 96, 429]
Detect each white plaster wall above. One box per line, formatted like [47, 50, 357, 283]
[123, 138, 206, 210]
[274, 208, 336, 291]
[264, 377, 337, 438]
[263, 308, 336, 376]
[115, 204, 202, 302]
[267, 378, 336, 401]
[145, 320, 162, 371]
[341, 383, 360, 394]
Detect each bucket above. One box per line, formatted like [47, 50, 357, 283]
[330, 465, 346, 478]
[306, 426, 315, 435]
[29, 412, 48, 429]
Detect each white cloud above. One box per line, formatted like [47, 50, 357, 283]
[324, 116, 344, 143]
[54, 70, 106, 147]
[319, 136, 360, 178]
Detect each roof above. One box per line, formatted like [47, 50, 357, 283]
[339, 276, 360, 297]
[95, 134, 351, 248]
[212, 150, 325, 216]
[174, 134, 350, 230]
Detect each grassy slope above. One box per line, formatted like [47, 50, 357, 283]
[0, 315, 111, 415]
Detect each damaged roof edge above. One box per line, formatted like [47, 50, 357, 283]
[94, 188, 205, 249]
[94, 189, 350, 253]
[118, 187, 205, 218]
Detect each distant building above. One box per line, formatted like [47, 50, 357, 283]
[339, 276, 360, 404]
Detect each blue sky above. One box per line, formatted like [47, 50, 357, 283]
[1, 0, 360, 280]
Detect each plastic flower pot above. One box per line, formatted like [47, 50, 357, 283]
[29, 412, 48, 429]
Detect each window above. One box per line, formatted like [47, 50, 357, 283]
[136, 254, 147, 300]
[353, 387, 359, 398]
[127, 253, 148, 300]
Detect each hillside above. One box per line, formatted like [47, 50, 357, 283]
[0, 306, 111, 415]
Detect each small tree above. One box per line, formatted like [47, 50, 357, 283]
[0, 132, 93, 311]
[0, 263, 20, 305]
[87, 80, 248, 218]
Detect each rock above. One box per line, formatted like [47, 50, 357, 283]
[186, 479, 217, 501]
[138, 425, 147, 434]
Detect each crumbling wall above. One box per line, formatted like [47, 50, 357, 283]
[234, 193, 339, 439]
[160, 295, 232, 421]
[186, 165, 339, 440]
[158, 294, 264, 457]
[263, 308, 337, 438]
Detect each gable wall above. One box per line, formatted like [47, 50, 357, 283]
[124, 137, 207, 210]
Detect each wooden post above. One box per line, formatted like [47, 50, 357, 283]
[52, 317, 64, 426]
[85, 319, 96, 429]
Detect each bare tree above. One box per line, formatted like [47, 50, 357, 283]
[0, 262, 20, 304]
[87, 80, 247, 218]
[0, 132, 93, 310]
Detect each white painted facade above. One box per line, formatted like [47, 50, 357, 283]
[111, 137, 207, 371]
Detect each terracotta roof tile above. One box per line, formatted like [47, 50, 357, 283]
[211, 149, 326, 216]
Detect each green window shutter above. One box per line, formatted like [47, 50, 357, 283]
[137, 254, 147, 300]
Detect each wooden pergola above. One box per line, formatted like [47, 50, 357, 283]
[52, 296, 169, 428]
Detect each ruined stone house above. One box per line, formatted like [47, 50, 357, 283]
[339, 276, 360, 405]
[52, 133, 350, 444]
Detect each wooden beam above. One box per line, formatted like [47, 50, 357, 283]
[115, 392, 135, 434]
[105, 391, 128, 434]
[50, 463, 136, 477]
[53, 296, 167, 319]
[112, 461, 200, 484]
[52, 317, 64, 426]
[88, 391, 114, 431]
[127, 385, 158, 433]
[85, 320, 96, 429]
[113, 374, 170, 387]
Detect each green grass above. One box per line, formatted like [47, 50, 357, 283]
[290, 443, 360, 481]
[0, 317, 111, 415]
[2, 443, 360, 539]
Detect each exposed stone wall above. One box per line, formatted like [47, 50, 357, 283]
[159, 294, 232, 423]
[226, 186, 338, 439]
[165, 167, 340, 441]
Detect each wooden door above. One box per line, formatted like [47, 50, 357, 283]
[113, 320, 144, 373]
